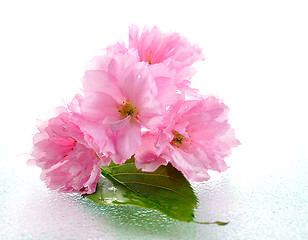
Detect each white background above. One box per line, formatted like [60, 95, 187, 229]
[0, 1, 307, 239]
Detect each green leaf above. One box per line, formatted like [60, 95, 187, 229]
[85, 156, 197, 222]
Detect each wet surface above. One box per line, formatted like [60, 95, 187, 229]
[1, 147, 307, 239]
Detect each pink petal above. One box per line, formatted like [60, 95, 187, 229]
[135, 156, 168, 172]
[80, 92, 118, 122]
[135, 132, 168, 171]
[116, 122, 141, 160]
[82, 70, 123, 101]
[104, 116, 131, 131]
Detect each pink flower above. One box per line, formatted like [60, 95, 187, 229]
[129, 25, 204, 98]
[129, 24, 204, 69]
[135, 97, 240, 182]
[30, 111, 105, 194]
[79, 50, 162, 164]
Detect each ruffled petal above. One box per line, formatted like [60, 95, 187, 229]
[31, 111, 103, 194]
[135, 132, 168, 171]
[80, 92, 118, 122]
[116, 122, 141, 161]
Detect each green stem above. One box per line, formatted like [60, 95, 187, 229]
[193, 220, 229, 226]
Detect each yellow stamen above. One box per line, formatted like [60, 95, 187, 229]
[117, 100, 137, 120]
[171, 131, 185, 148]
[145, 50, 153, 65]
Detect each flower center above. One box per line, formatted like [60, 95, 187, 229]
[145, 50, 152, 65]
[63, 139, 77, 158]
[118, 100, 137, 119]
[171, 131, 185, 148]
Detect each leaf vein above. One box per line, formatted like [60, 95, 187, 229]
[101, 171, 183, 218]
[122, 181, 191, 199]
[111, 172, 184, 183]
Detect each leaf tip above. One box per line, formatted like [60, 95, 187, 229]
[215, 221, 229, 226]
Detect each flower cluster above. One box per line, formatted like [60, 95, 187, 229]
[30, 25, 239, 194]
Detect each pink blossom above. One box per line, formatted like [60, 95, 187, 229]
[129, 24, 204, 69]
[135, 97, 240, 182]
[88, 43, 181, 110]
[30, 111, 105, 194]
[129, 25, 204, 97]
[79, 50, 162, 164]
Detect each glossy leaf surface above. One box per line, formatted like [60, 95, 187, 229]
[85, 157, 197, 222]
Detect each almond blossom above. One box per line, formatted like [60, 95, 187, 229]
[129, 24, 204, 70]
[78, 50, 162, 164]
[30, 111, 105, 194]
[129, 24, 204, 98]
[135, 97, 240, 182]
[30, 24, 240, 199]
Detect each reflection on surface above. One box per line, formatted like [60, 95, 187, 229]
[1, 148, 307, 239]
